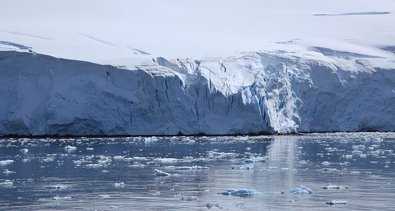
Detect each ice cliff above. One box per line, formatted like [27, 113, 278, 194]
[1, 46, 395, 136]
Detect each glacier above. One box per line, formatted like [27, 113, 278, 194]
[1, 46, 395, 136]
[1, 0, 395, 136]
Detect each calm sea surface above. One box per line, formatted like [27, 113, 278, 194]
[0, 133, 394, 210]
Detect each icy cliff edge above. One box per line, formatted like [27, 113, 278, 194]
[1, 49, 395, 136]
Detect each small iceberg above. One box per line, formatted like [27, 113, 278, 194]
[289, 185, 313, 194]
[207, 151, 237, 160]
[20, 148, 29, 154]
[3, 169, 15, 175]
[218, 189, 259, 197]
[326, 200, 348, 206]
[153, 158, 179, 164]
[114, 182, 125, 188]
[64, 145, 77, 153]
[0, 160, 14, 166]
[245, 156, 265, 163]
[0, 180, 14, 188]
[180, 195, 197, 201]
[154, 169, 171, 176]
[174, 165, 209, 170]
[44, 184, 69, 190]
[232, 164, 254, 170]
[352, 145, 366, 151]
[53, 196, 72, 201]
[321, 184, 348, 190]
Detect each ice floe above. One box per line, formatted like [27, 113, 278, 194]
[154, 169, 171, 176]
[326, 200, 348, 206]
[0, 160, 14, 166]
[289, 185, 313, 194]
[218, 189, 259, 197]
[232, 164, 254, 170]
[321, 184, 348, 190]
[64, 145, 77, 153]
[0, 180, 14, 188]
[114, 182, 125, 188]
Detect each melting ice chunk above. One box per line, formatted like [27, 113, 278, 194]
[352, 145, 366, 151]
[218, 189, 259, 197]
[180, 195, 197, 201]
[321, 184, 348, 190]
[3, 169, 15, 175]
[0, 180, 14, 188]
[0, 160, 14, 166]
[245, 156, 266, 163]
[114, 182, 125, 188]
[232, 164, 254, 170]
[326, 200, 348, 206]
[289, 185, 313, 194]
[174, 166, 209, 170]
[154, 169, 171, 176]
[207, 151, 237, 160]
[20, 148, 29, 154]
[64, 145, 77, 153]
[154, 158, 179, 164]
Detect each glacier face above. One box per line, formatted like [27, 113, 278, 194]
[1, 49, 395, 136]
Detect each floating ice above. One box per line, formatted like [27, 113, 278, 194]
[218, 189, 259, 197]
[207, 151, 237, 160]
[112, 156, 134, 162]
[129, 162, 145, 168]
[0, 160, 14, 166]
[44, 184, 69, 190]
[322, 161, 331, 166]
[359, 154, 367, 158]
[232, 164, 254, 170]
[0, 180, 14, 188]
[85, 164, 104, 168]
[345, 154, 353, 159]
[352, 145, 366, 151]
[323, 168, 340, 173]
[86, 147, 94, 151]
[154, 169, 171, 176]
[3, 169, 15, 175]
[154, 158, 179, 164]
[64, 145, 77, 153]
[321, 184, 348, 190]
[326, 200, 348, 206]
[133, 157, 151, 162]
[113, 156, 126, 161]
[114, 182, 125, 188]
[22, 158, 31, 163]
[144, 137, 159, 145]
[180, 195, 197, 201]
[42, 156, 55, 163]
[97, 156, 112, 165]
[151, 191, 161, 196]
[99, 195, 111, 199]
[53, 196, 72, 200]
[20, 148, 29, 154]
[289, 185, 313, 194]
[174, 166, 209, 170]
[245, 156, 266, 163]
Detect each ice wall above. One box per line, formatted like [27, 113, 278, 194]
[1, 49, 395, 136]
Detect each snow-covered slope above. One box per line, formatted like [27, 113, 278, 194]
[1, 0, 395, 65]
[1, 0, 395, 135]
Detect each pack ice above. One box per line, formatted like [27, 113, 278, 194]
[1, 0, 395, 136]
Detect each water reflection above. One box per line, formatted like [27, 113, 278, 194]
[0, 133, 394, 210]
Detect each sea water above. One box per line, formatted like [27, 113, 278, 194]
[0, 133, 394, 210]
